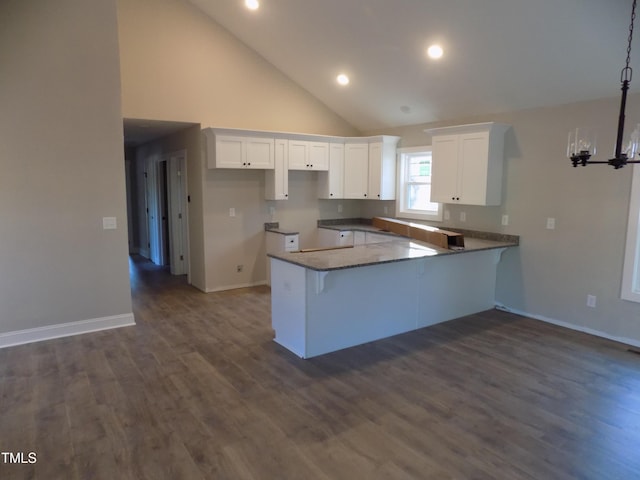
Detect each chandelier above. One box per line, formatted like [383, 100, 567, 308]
[568, 0, 640, 169]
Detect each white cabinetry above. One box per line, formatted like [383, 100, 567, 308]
[343, 142, 370, 199]
[203, 129, 275, 169]
[427, 123, 509, 206]
[265, 139, 289, 200]
[343, 136, 400, 200]
[288, 140, 329, 171]
[368, 137, 399, 200]
[266, 230, 299, 285]
[317, 228, 353, 248]
[318, 142, 344, 199]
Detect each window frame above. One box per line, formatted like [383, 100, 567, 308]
[395, 146, 443, 222]
[622, 165, 640, 303]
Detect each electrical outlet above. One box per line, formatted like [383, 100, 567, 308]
[383, 206, 388, 214]
[501, 214, 509, 226]
[444, 210, 450, 221]
[546, 217, 555, 230]
[269, 206, 276, 216]
[587, 294, 597, 308]
[236, 264, 243, 273]
[337, 204, 343, 213]
[229, 207, 236, 217]
[460, 211, 467, 222]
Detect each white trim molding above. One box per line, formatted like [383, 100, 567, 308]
[204, 280, 268, 293]
[496, 304, 640, 349]
[0, 313, 135, 349]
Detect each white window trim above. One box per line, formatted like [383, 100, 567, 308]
[395, 146, 443, 222]
[622, 165, 640, 302]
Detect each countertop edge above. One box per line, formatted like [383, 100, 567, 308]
[268, 241, 516, 272]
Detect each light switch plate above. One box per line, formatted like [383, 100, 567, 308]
[546, 217, 556, 230]
[229, 208, 236, 217]
[501, 214, 509, 226]
[102, 217, 117, 230]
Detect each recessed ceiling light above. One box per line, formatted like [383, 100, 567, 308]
[245, 0, 259, 10]
[336, 74, 350, 86]
[427, 44, 444, 60]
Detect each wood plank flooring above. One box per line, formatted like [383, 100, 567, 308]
[1, 255, 640, 479]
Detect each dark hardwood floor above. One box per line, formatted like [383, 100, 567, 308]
[1, 255, 640, 479]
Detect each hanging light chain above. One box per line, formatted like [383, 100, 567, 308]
[622, 0, 637, 82]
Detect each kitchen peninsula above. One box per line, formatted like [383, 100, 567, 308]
[268, 221, 518, 358]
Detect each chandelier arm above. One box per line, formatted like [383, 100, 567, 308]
[615, 80, 630, 159]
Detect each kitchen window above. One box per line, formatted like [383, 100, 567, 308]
[622, 166, 640, 303]
[396, 147, 442, 221]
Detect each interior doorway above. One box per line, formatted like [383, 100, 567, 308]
[147, 151, 189, 276]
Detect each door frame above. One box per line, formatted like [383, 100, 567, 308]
[163, 150, 189, 278]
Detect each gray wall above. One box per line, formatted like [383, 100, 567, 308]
[0, 0, 132, 334]
[365, 96, 640, 346]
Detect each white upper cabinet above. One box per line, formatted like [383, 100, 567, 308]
[344, 136, 400, 200]
[368, 137, 399, 200]
[427, 122, 509, 206]
[318, 142, 345, 199]
[265, 139, 289, 200]
[288, 140, 329, 171]
[343, 142, 370, 199]
[203, 128, 275, 169]
[203, 128, 400, 201]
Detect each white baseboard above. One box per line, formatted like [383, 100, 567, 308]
[205, 280, 268, 293]
[0, 313, 136, 349]
[495, 304, 640, 349]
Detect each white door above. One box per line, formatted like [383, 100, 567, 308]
[167, 153, 189, 275]
[146, 155, 163, 265]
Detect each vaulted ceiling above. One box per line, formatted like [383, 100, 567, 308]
[189, 0, 636, 131]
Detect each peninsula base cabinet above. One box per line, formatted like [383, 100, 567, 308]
[428, 122, 509, 206]
[270, 248, 504, 358]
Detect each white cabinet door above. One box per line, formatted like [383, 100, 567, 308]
[344, 143, 369, 199]
[214, 135, 245, 168]
[288, 140, 329, 170]
[265, 139, 288, 200]
[245, 137, 275, 169]
[308, 141, 329, 170]
[211, 134, 274, 169]
[429, 122, 508, 206]
[287, 140, 308, 169]
[458, 132, 490, 205]
[431, 134, 460, 203]
[318, 142, 344, 199]
[368, 140, 396, 200]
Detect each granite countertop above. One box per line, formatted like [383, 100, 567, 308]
[264, 223, 299, 236]
[268, 236, 517, 272]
